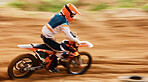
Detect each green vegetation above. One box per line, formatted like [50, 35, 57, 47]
[117, 0, 138, 8]
[141, 3, 148, 11]
[91, 0, 147, 11]
[9, 1, 33, 10]
[9, 0, 78, 12]
[91, 3, 109, 11]
[8, 0, 148, 12]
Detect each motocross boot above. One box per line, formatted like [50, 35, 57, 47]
[49, 67, 59, 73]
[50, 56, 59, 73]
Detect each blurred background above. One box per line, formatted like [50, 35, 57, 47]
[1, 0, 148, 12]
[1, 0, 148, 82]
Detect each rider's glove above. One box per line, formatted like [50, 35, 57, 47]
[76, 40, 81, 45]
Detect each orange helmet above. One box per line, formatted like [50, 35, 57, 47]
[61, 3, 81, 22]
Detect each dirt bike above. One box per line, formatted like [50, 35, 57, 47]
[8, 40, 93, 79]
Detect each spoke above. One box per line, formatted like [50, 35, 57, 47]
[13, 58, 33, 77]
[68, 54, 90, 74]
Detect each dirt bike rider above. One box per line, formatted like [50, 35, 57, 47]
[41, 3, 81, 72]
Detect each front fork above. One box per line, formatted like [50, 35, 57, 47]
[68, 54, 84, 68]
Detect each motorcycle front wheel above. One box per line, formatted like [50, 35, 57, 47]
[8, 53, 37, 79]
[66, 52, 92, 75]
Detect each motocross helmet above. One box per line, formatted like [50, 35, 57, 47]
[61, 3, 81, 22]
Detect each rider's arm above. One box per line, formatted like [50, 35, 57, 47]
[61, 25, 80, 44]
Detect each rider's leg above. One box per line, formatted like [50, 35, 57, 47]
[41, 34, 65, 59]
[41, 34, 63, 51]
[41, 34, 69, 59]
[41, 34, 78, 62]
[41, 34, 64, 72]
[61, 43, 76, 53]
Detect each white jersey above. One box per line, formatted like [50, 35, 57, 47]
[42, 24, 80, 43]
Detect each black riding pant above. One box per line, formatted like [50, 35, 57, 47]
[41, 34, 62, 51]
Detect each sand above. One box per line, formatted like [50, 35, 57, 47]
[1, 8, 148, 82]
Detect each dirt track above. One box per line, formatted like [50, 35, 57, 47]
[1, 8, 148, 82]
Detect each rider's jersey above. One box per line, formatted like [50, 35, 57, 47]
[42, 13, 79, 43]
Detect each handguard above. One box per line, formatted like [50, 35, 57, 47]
[78, 41, 93, 48]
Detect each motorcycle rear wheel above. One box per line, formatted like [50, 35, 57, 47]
[8, 53, 37, 79]
[66, 52, 92, 75]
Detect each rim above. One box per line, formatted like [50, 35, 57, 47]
[12, 58, 33, 78]
[69, 55, 89, 74]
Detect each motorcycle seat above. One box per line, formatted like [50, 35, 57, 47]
[32, 44, 53, 51]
